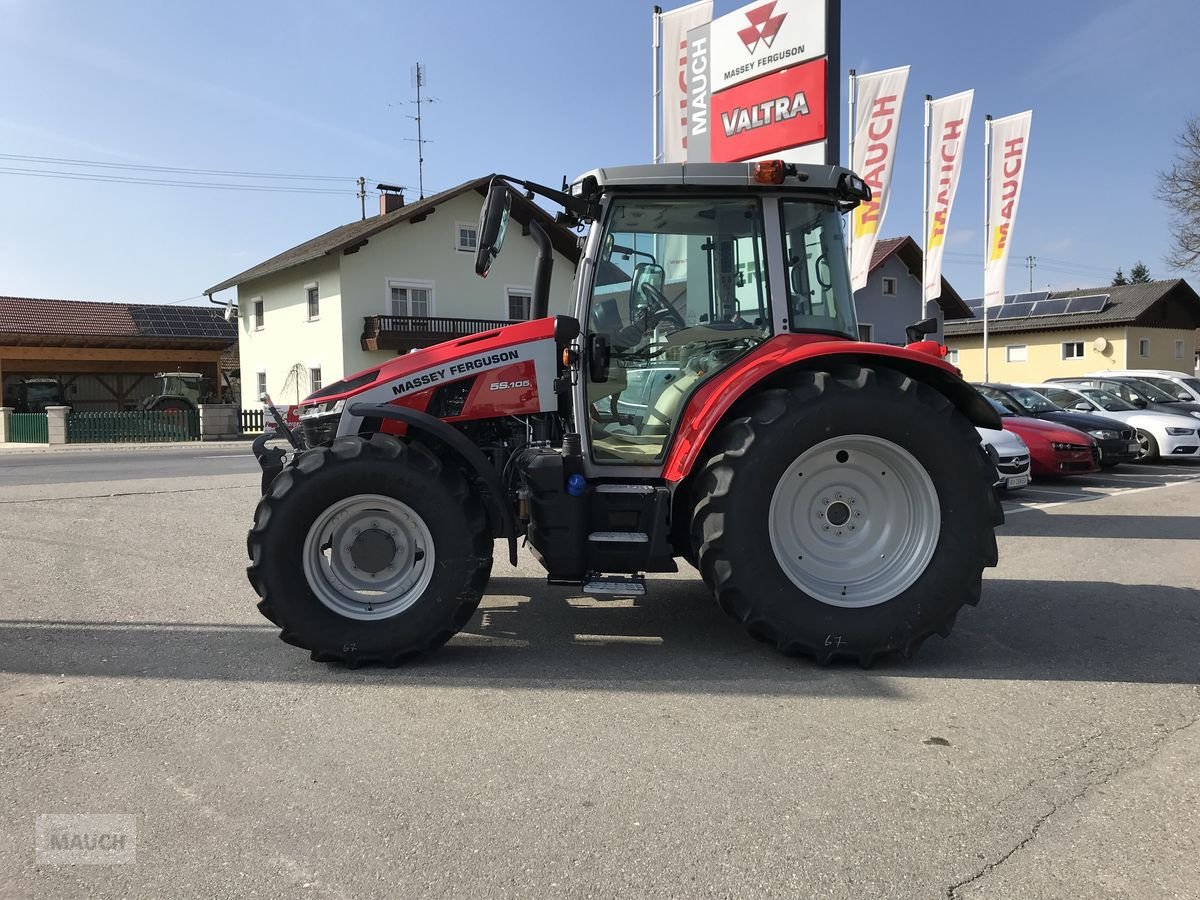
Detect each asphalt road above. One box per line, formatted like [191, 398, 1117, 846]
[0, 444, 259, 486]
[1, 463, 1197, 898]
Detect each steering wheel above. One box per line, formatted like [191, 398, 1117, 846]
[638, 282, 686, 330]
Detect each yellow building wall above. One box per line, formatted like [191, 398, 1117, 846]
[946, 326, 1127, 383]
[1122, 327, 1197, 373]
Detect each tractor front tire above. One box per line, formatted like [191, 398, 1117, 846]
[691, 364, 1001, 665]
[247, 434, 492, 666]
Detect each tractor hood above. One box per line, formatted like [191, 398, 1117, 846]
[294, 316, 564, 419]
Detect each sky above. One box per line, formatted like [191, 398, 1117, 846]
[1, 0, 1197, 308]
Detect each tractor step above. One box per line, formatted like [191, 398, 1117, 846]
[588, 531, 649, 543]
[581, 574, 647, 596]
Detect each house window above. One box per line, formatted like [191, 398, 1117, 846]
[309, 367, 322, 392]
[506, 287, 533, 321]
[1139, 338, 1150, 357]
[253, 298, 264, 331]
[456, 223, 478, 252]
[1175, 339, 1185, 359]
[857, 323, 874, 342]
[882, 277, 898, 296]
[1006, 344, 1027, 363]
[388, 280, 432, 318]
[257, 372, 267, 399]
[1062, 341, 1084, 359]
[946, 348, 959, 365]
[306, 284, 319, 320]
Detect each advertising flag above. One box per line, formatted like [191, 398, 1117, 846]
[661, 0, 713, 163]
[849, 66, 910, 292]
[983, 111, 1032, 306]
[923, 90, 973, 302]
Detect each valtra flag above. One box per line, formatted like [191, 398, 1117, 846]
[849, 66, 909, 292]
[984, 110, 1033, 307]
[709, 58, 826, 160]
[660, 1, 713, 163]
[924, 90, 973, 302]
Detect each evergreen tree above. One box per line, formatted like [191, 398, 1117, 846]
[1129, 261, 1151, 283]
[1112, 268, 1128, 286]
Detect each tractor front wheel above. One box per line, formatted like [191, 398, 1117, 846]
[247, 434, 492, 666]
[691, 364, 1000, 665]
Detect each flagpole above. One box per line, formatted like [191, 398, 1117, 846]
[922, 94, 932, 323]
[983, 114, 993, 382]
[652, 6, 662, 164]
[846, 68, 857, 264]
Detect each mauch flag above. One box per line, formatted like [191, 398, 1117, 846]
[984, 110, 1032, 307]
[849, 65, 910, 292]
[924, 90, 973, 302]
[661, 0, 713, 164]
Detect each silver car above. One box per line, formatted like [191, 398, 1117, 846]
[1035, 384, 1200, 461]
[977, 425, 1030, 490]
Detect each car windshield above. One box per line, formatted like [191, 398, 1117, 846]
[1140, 375, 1196, 400]
[1008, 387, 1059, 413]
[1121, 378, 1177, 402]
[1183, 377, 1200, 395]
[1079, 388, 1137, 411]
[985, 398, 1014, 417]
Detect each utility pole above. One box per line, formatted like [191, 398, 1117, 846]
[1026, 255, 1037, 292]
[357, 177, 366, 220]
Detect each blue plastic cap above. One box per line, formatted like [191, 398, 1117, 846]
[566, 473, 587, 497]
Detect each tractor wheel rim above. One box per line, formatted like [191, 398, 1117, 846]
[768, 435, 941, 609]
[302, 493, 435, 621]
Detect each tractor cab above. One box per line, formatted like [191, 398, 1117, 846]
[6, 377, 66, 413]
[142, 372, 210, 412]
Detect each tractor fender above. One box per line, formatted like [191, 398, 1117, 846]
[661, 337, 1000, 483]
[348, 402, 519, 565]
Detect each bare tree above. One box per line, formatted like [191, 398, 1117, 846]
[1159, 117, 1200, 271]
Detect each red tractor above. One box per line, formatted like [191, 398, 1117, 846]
[248, 161, 1002, 667]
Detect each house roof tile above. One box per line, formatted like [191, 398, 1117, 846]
[0, 296, 237, 341]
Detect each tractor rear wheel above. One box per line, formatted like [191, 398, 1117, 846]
[690, 364, 1000, 665]
[247, 433, 492, 666]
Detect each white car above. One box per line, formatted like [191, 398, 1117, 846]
[1087, 369, 1200, 404]
[1035, 384, 1200, 461]
[977, 425, 1031, 490]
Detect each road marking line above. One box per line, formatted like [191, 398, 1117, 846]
[1004, 472, 1200, 514]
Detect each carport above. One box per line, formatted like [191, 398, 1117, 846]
[0, 296, 236, 411]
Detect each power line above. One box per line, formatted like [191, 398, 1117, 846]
[0, 152, 361, 182]
[0, 166, 356, 195]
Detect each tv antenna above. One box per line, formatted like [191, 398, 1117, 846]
[405, 62, 439, 200]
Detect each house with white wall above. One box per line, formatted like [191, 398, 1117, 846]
[205, 176, 580, 409]
[853, 236, 970, 344]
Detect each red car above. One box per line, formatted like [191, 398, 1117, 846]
[985, 398, 1099, 477]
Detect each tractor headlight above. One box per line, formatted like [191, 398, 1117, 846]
[1088, 429, 1118, 440]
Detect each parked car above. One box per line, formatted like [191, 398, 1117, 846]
[977, 422, 1031, 490]
[983, 398, 1100, 477]
[975, 383, 1138, 468]
[1035, 384, 1200, 462]
[1085, 369, 1200, 404]
[1046, 375, 1200, 419]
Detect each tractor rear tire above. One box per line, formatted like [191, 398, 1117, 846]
[690, 364, 1001, 665]
[247, 433, 492, 666]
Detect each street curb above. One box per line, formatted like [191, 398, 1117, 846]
[0, 440, 257, 454]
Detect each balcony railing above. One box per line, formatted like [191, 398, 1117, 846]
[361, 315, 513, 353]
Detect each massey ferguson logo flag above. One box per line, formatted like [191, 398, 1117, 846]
[660, 0, 713, 163]
[984, 111, 1033, 307]
[683, 0, 833, 166]
[924, 90, 974, 303]
[849, 66, 910, 292]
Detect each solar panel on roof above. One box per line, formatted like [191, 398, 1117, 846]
[1011, 290, 1050, 305]
[1030, 298, 1069, 317]
[1065, 295, 1107, 314]
[998, 301, 1035, 319]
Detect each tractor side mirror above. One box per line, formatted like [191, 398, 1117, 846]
[475, 181, 513, 278]
[587, 333, 611, 383]
[905, 317, 939, 343]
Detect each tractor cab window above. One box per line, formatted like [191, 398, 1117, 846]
[780, 201, 857, 339]
[586, 196, 769, 463]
